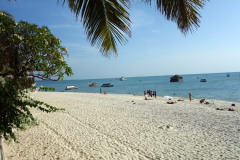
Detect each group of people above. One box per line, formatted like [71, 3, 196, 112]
[144, 90, 157, 98]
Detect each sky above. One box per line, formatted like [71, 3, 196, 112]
[1, 0, 240, 80]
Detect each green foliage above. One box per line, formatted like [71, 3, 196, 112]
[0, 11, 73, 80]
[0, 11, 69, 142]
[0, 77, 64, 141]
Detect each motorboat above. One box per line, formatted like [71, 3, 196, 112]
[101, 83, 114, 87]
[88, 82, 97, 87]
[200, 79, 206, 82]
[227, 73, 230, 77]
[65, 86, 78, 90]
[170, 75, 183, 82]
[119, 76, 127, 81]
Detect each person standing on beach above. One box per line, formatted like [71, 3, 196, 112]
[144, 90, 146, 96]
[189, 93, 191, 102]
[100, 88, 102, 94]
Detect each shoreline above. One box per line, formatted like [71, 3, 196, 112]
[42, 90, 240, 104]
[3, 92, 240, 159]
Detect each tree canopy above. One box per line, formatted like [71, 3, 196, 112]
[0, 11, 73, 81]
[0, 11, 71, 143]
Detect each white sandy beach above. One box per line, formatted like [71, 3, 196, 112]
[3, 92, 240, 159]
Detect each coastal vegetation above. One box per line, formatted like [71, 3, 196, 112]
[0, 11, 73, 159]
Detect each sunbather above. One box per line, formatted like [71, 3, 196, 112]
[205, 102, 214, 104]
[200, 99, 205, 103]
[167, 101, 177, 104]
[145, 97, 152, 100]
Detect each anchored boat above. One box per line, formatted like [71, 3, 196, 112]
[65, 86, 78, 90]
[170, 75, 183, 82]
[101, 83, 114, 87]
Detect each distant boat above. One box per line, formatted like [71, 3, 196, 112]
[170, 74, 183, 82]
[101, 83, 114, 87]
[88, 82, 97, 87]
[227, 73, 230, 77]
[200, 79, 206, 82]
[65, 86, 78, 90]
[119, 76, 127, 81]
[197, 77, 199, 79]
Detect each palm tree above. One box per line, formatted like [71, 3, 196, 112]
[59, 0, 208, 57]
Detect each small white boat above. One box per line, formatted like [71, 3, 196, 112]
[200, 79, 206, 82]
[65, 86, 78, 90]
[101, 83, 114, 87]
[119, 76, 126, 81]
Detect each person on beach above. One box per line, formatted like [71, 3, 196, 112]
[189, 93, 191, 102]
[167, 101, 177, 104]
[151, 91, 154, 97]
[145, 95, 152, 100]
[155, 91, 157, 98]
[100, 88, 102, 94]
[200, 99, 214, 104]
[205, 102, 214, 104]
[178, 99, 184, 101]
[200, 99, 205, 103]
[144, 90, 146, 96]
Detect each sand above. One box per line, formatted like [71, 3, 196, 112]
[3, 92, 240, 159]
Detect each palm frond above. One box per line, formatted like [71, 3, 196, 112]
[142, 0, 208, 35]
[60, 0, 131, 57]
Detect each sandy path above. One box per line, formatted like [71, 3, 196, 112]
[3, 92, 240, 159]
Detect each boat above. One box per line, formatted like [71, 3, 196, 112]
[200, 79, 206, 82]
[170, 74, 183, 82]
[119, 76, 127, 81]
[65, 86, 78, 90]
[101, 83, 114, 87]
[227, 73, 230, 77]
[88, 82, 97, 87]
[197, 77, 199, 79]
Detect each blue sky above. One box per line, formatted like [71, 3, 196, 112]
[1, 0, 240, 80]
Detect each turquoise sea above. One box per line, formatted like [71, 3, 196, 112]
[36, 72, 240, 103]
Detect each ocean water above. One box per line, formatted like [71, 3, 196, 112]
[35, 72, 240, 103]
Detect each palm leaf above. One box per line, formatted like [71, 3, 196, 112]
[60, 0, 131, 57]
[142, 0, 208, 35]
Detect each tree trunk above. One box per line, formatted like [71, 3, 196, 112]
[0, 136, 5, 160]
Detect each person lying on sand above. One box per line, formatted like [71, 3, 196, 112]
[216, 108, 224, 110]
[167, 101, 177, 104]
[204, 102, 214, 104]
[200, 99, 205, 103]
[178, 99, 184, 101]
[145, 97, 152, 100]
